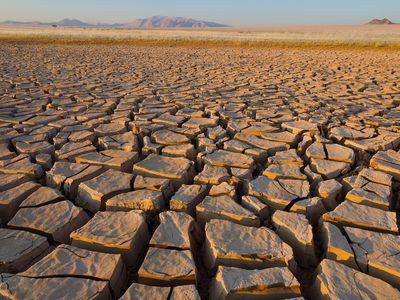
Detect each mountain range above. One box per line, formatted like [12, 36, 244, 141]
[0, 16, 230, 28]
[1, 16, 396, 28]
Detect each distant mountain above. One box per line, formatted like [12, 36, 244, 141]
[0, 18, 126, 27]
[0, 19, 91, 27]
[0, 20, 44, 26]
[129, 16, 230, 28]
[366, 18, 396, 25]
[55, 19, 92, 27]
[0, 16, 230, 28]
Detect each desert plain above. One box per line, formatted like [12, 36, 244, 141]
[0, 26, 399, 299]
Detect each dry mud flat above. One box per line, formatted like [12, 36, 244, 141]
[0, 43, 399, 299]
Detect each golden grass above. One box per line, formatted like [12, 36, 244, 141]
[1, 26, 400, 50]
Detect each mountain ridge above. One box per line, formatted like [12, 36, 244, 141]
[366, 18, 396, 25]
[129, 16, 229, 28]
[0, 16, 230, 28]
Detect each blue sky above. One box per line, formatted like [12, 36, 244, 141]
[0, 0, 398, 26]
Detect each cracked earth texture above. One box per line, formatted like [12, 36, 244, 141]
[0, 44, 399, 299]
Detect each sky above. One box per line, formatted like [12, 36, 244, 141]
[0, 0, 399, 27]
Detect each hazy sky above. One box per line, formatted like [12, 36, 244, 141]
[0, 0, 399, 26]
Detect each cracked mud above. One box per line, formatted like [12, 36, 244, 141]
[0, 44, 399, 299]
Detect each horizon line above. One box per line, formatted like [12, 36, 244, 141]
[0, 15, 398, 27]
